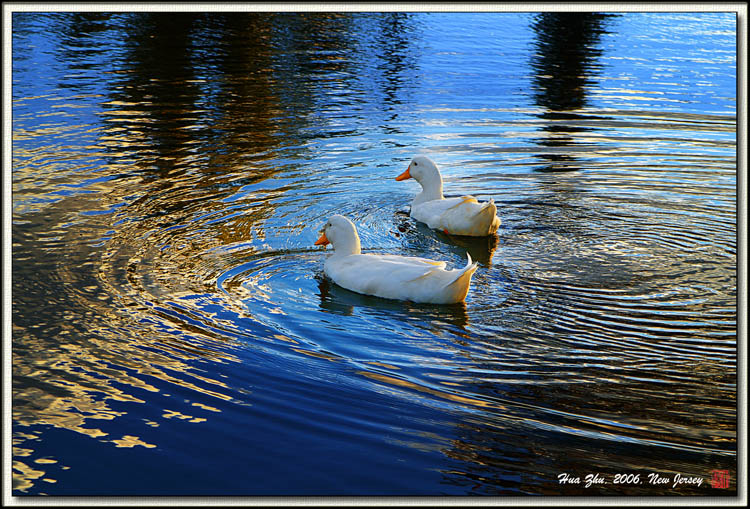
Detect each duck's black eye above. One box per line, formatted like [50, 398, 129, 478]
[414, 161, 418, 166]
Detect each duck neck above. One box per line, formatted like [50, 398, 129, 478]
[414, 176, 444, 205]
[332, 232, 361, 256]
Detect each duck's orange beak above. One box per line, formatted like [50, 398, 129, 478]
[314, 232, 330, 246]
[395, 167, 411, 181]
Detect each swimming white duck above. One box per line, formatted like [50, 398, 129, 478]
[396, 155, 501, 236]
[314, 215, 478, 304]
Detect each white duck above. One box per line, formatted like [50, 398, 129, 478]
[314, 215, 477, 304]
[396, 155, 501, 236]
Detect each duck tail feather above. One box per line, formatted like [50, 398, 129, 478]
[473, 198, 496, 216]
[445, 252, 477, 287]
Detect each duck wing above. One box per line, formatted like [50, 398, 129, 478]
[325, 253, 463, 301]
[413, 196, 499, 236]
[374, 253, 447, 270]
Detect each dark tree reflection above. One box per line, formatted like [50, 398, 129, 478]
[530, 13, 613, 172]
[375, 13, 416, 117]
[531, 12, 611, 111]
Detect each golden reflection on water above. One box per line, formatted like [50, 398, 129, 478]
[359, 370, 505, 410]
[110, 435, 157, 448]
[12, 197, 247, 492]
[13, 461, 47, 492]
[11, 99, 295, 487]
[161, 409, 208, 424]
[12, 310, 238, 490]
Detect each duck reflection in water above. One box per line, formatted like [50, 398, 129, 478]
[395, 211, 499, 267]
[316, 274, 470, 330]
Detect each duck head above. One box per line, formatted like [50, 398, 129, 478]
[314, 214, 362, 255]
[396, 155, 444, 203]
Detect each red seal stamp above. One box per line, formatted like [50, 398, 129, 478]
[710, 469, 730, 489]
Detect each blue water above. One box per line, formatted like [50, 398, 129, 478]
[10, 11, 737, 497]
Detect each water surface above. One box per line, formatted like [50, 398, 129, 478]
[11, 11, 737, 496]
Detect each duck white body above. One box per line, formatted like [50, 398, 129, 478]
[397, 156, 501, 236]
[315, 215, 477, 304]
